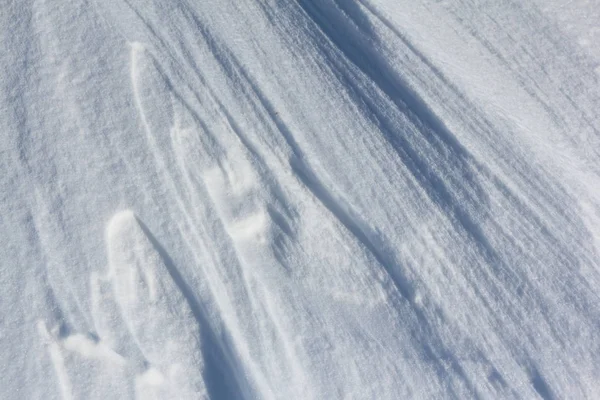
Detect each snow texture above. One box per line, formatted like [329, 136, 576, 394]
[1, 0, 600, 398]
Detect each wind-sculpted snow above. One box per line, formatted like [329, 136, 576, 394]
[2, 0, 600, 398]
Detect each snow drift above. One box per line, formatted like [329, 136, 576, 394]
[1, 0, 600, 398]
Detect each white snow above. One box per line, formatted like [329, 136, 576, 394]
[1, 0, 600, 398]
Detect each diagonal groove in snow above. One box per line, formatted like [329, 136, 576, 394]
[103, 210, 250, 399]
[290, 155, 482, 397]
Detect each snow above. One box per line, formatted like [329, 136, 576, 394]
[1, 0, 600, 398]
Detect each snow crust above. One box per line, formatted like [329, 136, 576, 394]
[1, 0, 600, 398]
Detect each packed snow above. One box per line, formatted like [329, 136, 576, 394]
[1, 0, 600, 398]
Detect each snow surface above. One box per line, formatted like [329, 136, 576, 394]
[2, 0, 600, 398]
